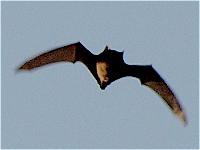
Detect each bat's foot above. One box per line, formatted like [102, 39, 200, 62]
[100, 86, 106, 90]
[100, 85, 106, 90]
[100, 81, 108, 90]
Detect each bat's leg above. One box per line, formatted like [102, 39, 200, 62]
[100, 81, 107, 90]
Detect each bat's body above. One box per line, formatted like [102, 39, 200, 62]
[19, 42, 187, 125]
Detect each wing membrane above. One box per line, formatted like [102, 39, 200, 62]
[18, 42, 93, 70]
[125, 65, 187, 125]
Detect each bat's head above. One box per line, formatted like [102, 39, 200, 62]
[101, 46, 124, 63]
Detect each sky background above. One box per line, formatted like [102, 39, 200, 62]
[2, 1, 199, 149]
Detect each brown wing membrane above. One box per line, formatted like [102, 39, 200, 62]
[18, 42, 94, 70]
[125, 65, 187, 125]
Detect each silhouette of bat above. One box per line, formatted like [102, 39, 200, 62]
[18, 42, 187, 125]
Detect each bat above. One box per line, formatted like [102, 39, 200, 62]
[18, 42, 187, 125]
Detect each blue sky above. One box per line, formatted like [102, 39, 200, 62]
[2, 1, 199, 148]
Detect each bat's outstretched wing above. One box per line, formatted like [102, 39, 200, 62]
[122, 65, 187, 125]
[19, 42, 93, 69]
[18, 42, 99, 83]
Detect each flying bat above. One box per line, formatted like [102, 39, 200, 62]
[18, 42, 187, 125]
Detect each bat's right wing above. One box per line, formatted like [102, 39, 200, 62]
[19, 42, 94, 70]
[18, 42, 100, 83]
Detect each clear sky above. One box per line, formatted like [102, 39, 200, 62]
[2, 1, 199, 149]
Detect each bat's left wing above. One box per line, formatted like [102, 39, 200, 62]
[121, 64, 187, 125]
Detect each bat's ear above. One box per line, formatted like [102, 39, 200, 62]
[119, 51, 124, 58]
[119, 50, 124, 57]
[104, 46, 109, 51]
